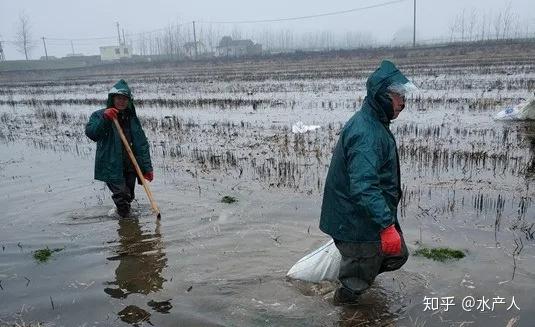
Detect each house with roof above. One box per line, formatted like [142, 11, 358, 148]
[217, 36, 262, 57]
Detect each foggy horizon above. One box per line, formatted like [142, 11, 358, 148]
[1, 0, 535, 60]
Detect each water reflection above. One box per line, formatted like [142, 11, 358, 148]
[118, 305, 151, 326]
[337, 290, 398, 327]
[288, 279, 400, 326]
[105, 219, 170, 325]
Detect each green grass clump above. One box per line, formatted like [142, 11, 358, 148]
[33, 247, 63, 263]
[413, 247, 465, 262]
[221, 195, 238, 204]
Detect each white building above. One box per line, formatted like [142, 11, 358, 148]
[99, 45, 132, 61]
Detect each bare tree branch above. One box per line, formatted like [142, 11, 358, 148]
[14, 11, 35, 60]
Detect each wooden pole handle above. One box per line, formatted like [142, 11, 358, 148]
[113, 118, 161, 219]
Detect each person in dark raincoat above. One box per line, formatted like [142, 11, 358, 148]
[85, 79, 153, 218]
[319, 60, 415, 305]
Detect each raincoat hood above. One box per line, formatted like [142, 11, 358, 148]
[106, 79, 136, 115]
[364, 60, 412, 122]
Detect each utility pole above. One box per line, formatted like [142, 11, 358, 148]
[116, 22, 121, 46]
[192, 21, 198, 58]
[0, 40, 5, 61]
[71, 40, 75, 55]
[42, 37, 48, 60]
[413, 0, 416, 47]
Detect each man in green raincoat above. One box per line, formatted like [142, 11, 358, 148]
[85, 80, 153, 218]
[319, 60, 415, 305]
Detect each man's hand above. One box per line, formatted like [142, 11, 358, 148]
[103, 108, 119, 121]
[380, 225, 401, 255]
[143, 171, 154, 182]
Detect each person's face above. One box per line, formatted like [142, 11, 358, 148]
[113, 94, 129, 110]
[389, 92, 406, 119]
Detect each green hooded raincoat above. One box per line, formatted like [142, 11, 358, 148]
[319, 60, 409, 243]
[85, 80, 152, 184]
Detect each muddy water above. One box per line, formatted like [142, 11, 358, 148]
[1, 58, 535, 326]
[0, 142, 412, 326]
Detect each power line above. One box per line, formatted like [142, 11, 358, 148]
[43, 23, 189, 42]
[1, 1, 406, 43]
[46, 36, 117, 41]
[1, 1, 407, 48]
[200, 0, 407, 24]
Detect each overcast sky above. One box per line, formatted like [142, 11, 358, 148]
[1, 0, 534, 60]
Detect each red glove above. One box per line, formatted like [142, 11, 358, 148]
[143, 171, 154, 182]
[380, 225, 401, 255]
[103, 108, 119, 121]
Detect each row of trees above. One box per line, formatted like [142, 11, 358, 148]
[8, 5, 534, 60]
[448, 3, 531, 43]
[132, 24, 377, 57]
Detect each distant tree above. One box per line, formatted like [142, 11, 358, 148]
[391, 26, 414, 46]
[479, 12, 488, 41]
[231, 25, 242, 40]
[501, 2, 514, 39]
[203, 23, 218, 53]
[136, 33, 148, 56]
[345, 31, 375, 49]
[467, 9, 477, 41]
[493, 12, 503, 40]
[14, 11, 35, 60]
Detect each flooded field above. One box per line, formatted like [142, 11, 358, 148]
[1, 45, 535, 326]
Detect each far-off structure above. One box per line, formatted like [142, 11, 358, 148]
[217, 36, 262, 57]
[99, 45, 132, 62]
[99, 22, 132, 62]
